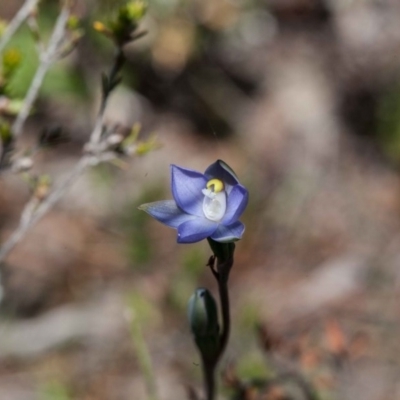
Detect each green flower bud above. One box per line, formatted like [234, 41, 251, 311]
[67, 15, 80, 30]
[123, 1, 147, 22]
[110, 1, 147, 45]
[188, 288, 220, 362]
[94, 1, 147, 45]
[2, 48, 22, 78]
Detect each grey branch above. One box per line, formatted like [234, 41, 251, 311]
[0, 0, 40, 54]
[11, 4, 71, 138]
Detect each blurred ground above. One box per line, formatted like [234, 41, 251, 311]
[1, 0, 400, 399]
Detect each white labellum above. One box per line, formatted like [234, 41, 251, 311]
[202, 188, 227, 222]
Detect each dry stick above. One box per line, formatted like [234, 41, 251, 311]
[0, 0, 40, 54]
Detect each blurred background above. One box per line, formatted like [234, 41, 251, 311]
[1, 0, 400, 399]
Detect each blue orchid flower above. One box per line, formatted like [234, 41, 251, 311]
[139, 160, 248, 243]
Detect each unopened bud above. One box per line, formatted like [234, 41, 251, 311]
[188, 288, 219, 361]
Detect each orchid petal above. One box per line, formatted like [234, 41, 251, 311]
[171, 165, 207, 217]
[177, 218, 218, 243]
[211, 221, 245, 242]
[204, 160, 239, 194]
[139, 200, 195, 228]
[222, 184, 249, 225]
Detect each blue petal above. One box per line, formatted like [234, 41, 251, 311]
[177, 218, 218, 243]
[210, 221, 245, 242]
[222, 184, 249, 225]
[204, 160, 239, 193]
[139, 200, 195, 228]
[171, 165, 207, 217]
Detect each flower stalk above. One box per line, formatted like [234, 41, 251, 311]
[188, 241, 235, 400]
[202, 239, 234, 400]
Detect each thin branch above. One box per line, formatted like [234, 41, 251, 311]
[0, 0, 40, 54]
[90, 48, 125, 146]
[11, 4, 71, 139]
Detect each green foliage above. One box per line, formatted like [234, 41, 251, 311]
[134, 134, 161, 156]
[0, 19, 7, 37]
[182, 248, 207, 279]
[90, 163, 116, 189]
[0, 120, 12, 145]
[118, 1, 147, 23]
[40, 381, 72, 400]
[2, 24, 37, 98]
[66, 15, 80, 31]
[123, 186, 164, 268]
[0, 44, 26, 97]
[146, 0, 181, 17]
[237, 301, 261, 332]
[167, 273, 194, 312]
[377, 82, 400, 163]
[235, 350, 270, 381]
[167, 247, 208, 312]
[126, 290, 160, 327]
[41, 64, 89, 100]
[0, 3, 88, 101]
[127, 205, 152, 266]
[126, 290, 159, 400]
[3, 10, 88, 101]
[2, 48, 22, 79]
[94, 0, 147, 46]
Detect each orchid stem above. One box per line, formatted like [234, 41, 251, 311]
[202, 355, 216, 400]
[201, 240, 234, 400]
[216, 260, 231, 360]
